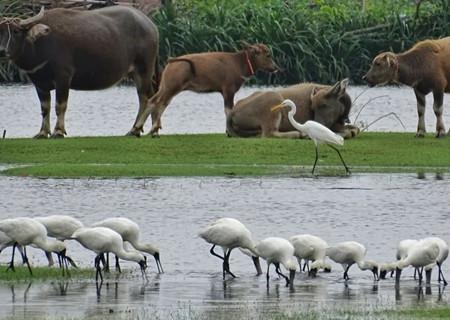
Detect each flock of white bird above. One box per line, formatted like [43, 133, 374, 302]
[0, 215, 447, 290]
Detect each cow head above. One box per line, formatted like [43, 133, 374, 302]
[310, 79, 352, 127]
[243, 43, 280, 73]
[0, 7, 50, 58]
[363, 52, 399, 87]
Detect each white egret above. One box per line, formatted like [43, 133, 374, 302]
[34, 215, 84, 267]
[0, 231, 26, 264]
[70, 227, 147, 282]
[395, 239, 439, 285]
[421, 237, 448, 285]
[91, 217, 163, 273]
[198, 218, 261, 279]
[271, 99, 350, 175]
[0, 218, 70, 275]
[326, 241, 378, 280]
[255, 237, 298, 289]
[289, 234, 331, 276]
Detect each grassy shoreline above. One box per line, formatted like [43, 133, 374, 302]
[0, 133, 449, 177]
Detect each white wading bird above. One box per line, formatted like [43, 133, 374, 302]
[34, 215, 84, 267]
[255, 237, 298, 289]
[271, 99, 350, 175]
[289, 234, 331, 276]
[0, 217, 71, 275]
[70, 227, 147, 282]
[92, 217, 163, 273]
[0, 231, 26, 264]
[395, 239, 440, 285]
[326, 241, 378, 280]
[198, 218, 262, 280]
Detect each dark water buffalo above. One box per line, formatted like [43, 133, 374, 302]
[227, 80, 360, 139]
[363, 37, 450, 138]
[0, 6, 159, 138]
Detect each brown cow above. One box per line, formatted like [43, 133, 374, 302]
[227, 79, 360, 139]
[127, 44, 279, 137]
[363, 37, 450, 138]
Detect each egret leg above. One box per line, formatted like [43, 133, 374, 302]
[103, 253, 110, 273]
[328, 144, 350, 174]
[224, 249, 236, 278]
[209, 245, 225, 260]
[343, 264, 352, 280]
[6, 243, 17, 272]
[94, 255, 104, 283]
[266, 263, 271, 285]
[115, 255, 122, 273]
[20, 247, 32, 276]
[312, 146, 319, 175]
[275, 263, 289, 286]
[437, 262, 448, 286]
[155, 254, 164, 274]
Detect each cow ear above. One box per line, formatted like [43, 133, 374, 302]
[327, 80, 342, 97]
[338, 78, 349, 95]
[26, 23, 50, 42]
[310, 86, 321, 100]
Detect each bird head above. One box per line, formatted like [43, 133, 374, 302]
[270, 99, 296, 113]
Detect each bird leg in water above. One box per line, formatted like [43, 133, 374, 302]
[327, 144, 350, 175]
[154, 252, 164, 274]
[343, 264, 351, 280]
[6, 243, 17, 272]
[209, 245, 224, 260]
[425, 269, 432, 286]
[437, 262, 448, 286]
[303, 261, 309, 273]
[19, 246, 32, 275]
[252, 256, 262, 276]
[274, 263, 289, 286]
[94, 255, 104, 283]
[115, 255, 122, 273]
[223, 249, 236, 278]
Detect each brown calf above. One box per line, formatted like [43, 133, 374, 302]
[226, 79, 360, 139]
[363, 37, 450, 138]
[127, 44, 279, 137]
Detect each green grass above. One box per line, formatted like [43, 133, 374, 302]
[0, 265, 94, 281]
[0, 133, 449, 177]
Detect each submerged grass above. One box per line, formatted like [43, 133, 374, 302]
[0, 133, 450, 177]
[0, 265, 94, 281]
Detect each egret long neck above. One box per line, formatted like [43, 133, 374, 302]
[288, 111, 306, 133]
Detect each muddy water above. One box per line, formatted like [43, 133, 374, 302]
[0, 174, 449, 318]
[1, 84, 450, 137]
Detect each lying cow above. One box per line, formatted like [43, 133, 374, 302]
[0, 7, 158, 138]
[127, 43, 279, 137]
[226, 79, 360, 139]
[363, 37, 450, 138]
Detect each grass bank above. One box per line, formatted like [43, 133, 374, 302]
[0, 265, 93, 281]
[0, 133, 449, 177]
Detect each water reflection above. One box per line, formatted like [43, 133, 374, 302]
[0, 174, 449, 317]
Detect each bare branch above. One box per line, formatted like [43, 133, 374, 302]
[361, 112, 406, 132]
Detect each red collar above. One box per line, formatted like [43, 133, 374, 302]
[245, 51, 255, 76]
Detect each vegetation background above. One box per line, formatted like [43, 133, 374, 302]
[1, 0, 450, 85]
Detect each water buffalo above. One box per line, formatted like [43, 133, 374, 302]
[127, 44, 279, 137]
[226, 79, 360, 139]
[363, 37, 450, 138]
[0, 6, 159, 138]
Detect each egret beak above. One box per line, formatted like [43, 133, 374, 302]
[289, 269, 296, 289]
[139, 259, 148, 281]
[395, 267, 402, 285]
[252, 256, 262, 276]
[270, 103, 287, 112]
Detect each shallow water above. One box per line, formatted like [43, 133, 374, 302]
[1, 84, 450, 137]
[0, 174, 449, 318]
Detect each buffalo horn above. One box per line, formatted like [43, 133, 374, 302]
[19, 7, 45, 27]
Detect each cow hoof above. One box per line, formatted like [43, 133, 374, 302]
[436, 131, 446, 138]
[33, 133, 49, 139]
[415, 132, 425, 138]
[150, 133, 160, 138]
[50, 132, 65, 139]
[126, 130, 141, 137]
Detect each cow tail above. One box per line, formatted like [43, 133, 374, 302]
[167, 58, 196, 76]
[151, 55, 161, 94]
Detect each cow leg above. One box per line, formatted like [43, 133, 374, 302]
[52, 83, 70, 138]
[270, 131, 302, 139]
[127, 69, 154, 137]
[222, 89, 236, 117]
[414, 89, 426, 138]
[433, 91, 446, 138]
[34, 88, 51, 139]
